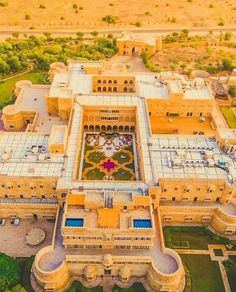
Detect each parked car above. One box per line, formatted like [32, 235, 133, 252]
[0, 218, 6, 226]
[13, 218, 20, 226]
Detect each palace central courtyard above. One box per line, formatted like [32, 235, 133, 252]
[81, 132, 138, 181]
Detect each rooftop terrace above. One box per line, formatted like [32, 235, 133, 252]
[0, 133, 64, 177]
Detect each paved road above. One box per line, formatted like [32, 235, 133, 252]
[0, 26, 236, 38]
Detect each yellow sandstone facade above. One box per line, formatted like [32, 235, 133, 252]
[0, 59, 236, 292]
[117, 33, 162, 57]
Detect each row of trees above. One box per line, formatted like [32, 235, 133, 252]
[0, 253, 25, 292]
[0, 34, 117, 77]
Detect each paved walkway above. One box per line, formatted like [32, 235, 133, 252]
[219, 261, 231, 292]
[0, 69, 32, 81]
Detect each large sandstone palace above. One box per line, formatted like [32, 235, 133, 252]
[0, 59, 236, 292]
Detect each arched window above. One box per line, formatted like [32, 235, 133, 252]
[98, 87, 101, 92]
[124, 87, 128, 92]
[129, 80, 133, 84]
[103, 80, 106, 84]
[113, 87, 117, 92]
[98, 80, 101, 83]
[108, 80, 112, 84]
[124, 80, 128, 84]
[108, 87, 112, 92]
[113, 80, 117, 84]
[103, 87, 107, 92]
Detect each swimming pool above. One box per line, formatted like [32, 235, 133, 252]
[65, 218, 84, 227]
[133, 219, 152, 228]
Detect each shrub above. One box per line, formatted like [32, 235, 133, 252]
[223, 259, 235, 272]
[141, 51, 161, 72]
[218, 20, 224, 26]
[102, 15, 118, 24]
[25, 14, 31, 20]
[0, 1, 8, 7]
[90, 31, 98, 37]
[134, 21, 142, 27]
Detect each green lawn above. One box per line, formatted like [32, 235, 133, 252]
[164, 226, 229, 250]
[0, 71, 48, 108]
[221, 107, 236, 129]
[181, 255, 225, 292]
[226, 256, 236, 292]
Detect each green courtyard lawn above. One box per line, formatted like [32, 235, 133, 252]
[181, 255, 224, 292]
[221, 107, 236, 129]
[0, 71, 48, 109]
[226, 256, 236, 292]
[164, 226, 230, 250]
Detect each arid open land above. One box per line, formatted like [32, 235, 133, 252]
[0, 0, 235, 31]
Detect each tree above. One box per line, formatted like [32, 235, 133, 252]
[228, 85, 236, 97]
[12, 32, 19, 39]
[0, 59, 10, 75]
[90, 31, 98, 37]
[76, 31, 84, 40]
[43, 32, 53, 41]
[224, 32, 232, 41]
[221, 58, 234, 71]
[102, 15, 118, 24]
[0, 253, 21, 291]
[5, 284, 26, 292]
[7, 56, 22, 72]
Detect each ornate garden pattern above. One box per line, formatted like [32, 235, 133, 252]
[82, 133, 136, 181]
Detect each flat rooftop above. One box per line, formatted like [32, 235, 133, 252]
[118, 33, 156, 46]
[0, 133, 64, 177]
[150, 116, 215, 136]
[64, 205, 153, 230]
[136, 75, 214, 100]
[149, 136, 236, 183]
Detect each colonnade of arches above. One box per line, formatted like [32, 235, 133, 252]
[83, 125, 135, 132]
[96, 87, 134, 93]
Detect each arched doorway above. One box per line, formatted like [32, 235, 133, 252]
[130, 126, 135, 132]
[119, 125, 123, 132]
[103, 87, 107, 92]
[95, 125, 100, 132]
[132, 47, 136, 55]
[125, 126, 129, 132]
[89, 125, 94, 131]
[98, 87, 101, 92]
[113, 87, 117, 92]
[113, 125, 118, 132]
[107, 125, 112, 132]
[101, 125, 106, 131]
[124, 87, 128, 93]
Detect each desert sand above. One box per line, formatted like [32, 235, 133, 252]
[0, 0, 235, 31]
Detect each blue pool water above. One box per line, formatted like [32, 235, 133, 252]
[133, 219, 152, 228]
[65, 218, 84, 227]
